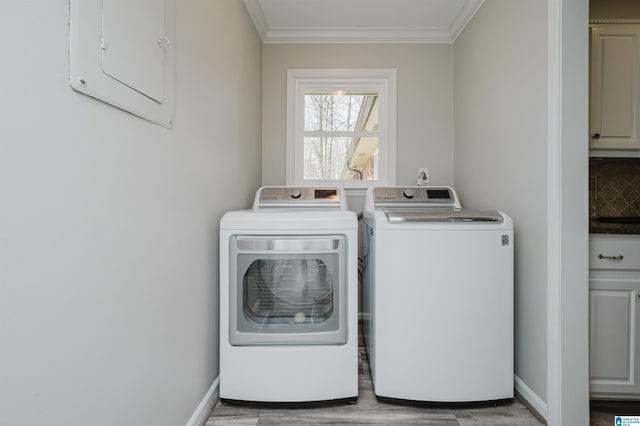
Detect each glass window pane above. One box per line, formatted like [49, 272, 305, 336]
[304, 136, 379, 181]
[304, 92, 378, 132]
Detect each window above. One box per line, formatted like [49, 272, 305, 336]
[287, 69, 397, 190]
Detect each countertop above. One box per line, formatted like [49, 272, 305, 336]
[590, 218, 640, 234]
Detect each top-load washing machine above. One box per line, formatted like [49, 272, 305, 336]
[219, 186, 358, 403]
[361, 186, 514, 403]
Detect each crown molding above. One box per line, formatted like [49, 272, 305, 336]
[243, 0, 484, 44]
[449, 0, 485, 41]
[243, 0, 269, 40]
[264, 27, 453, 44]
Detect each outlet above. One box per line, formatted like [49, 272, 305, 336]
[417, 168, 430, 186]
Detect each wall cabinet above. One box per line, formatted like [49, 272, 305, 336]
[590, 234, 640, 398]
[590, 25, 640, 155]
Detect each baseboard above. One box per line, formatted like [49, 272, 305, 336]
[514, 374, 548, 424]
[186, 376, 219, 426]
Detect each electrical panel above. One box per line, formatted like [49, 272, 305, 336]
[69, 0, 175, 128]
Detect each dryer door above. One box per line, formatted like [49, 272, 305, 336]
[229, 235, 347, 346]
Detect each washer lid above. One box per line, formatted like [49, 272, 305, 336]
[384, 209, 504, 223]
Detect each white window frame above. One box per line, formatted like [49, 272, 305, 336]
[286, 69, 397, 191]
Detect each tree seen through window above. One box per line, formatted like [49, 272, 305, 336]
[303, 91, 379, 181]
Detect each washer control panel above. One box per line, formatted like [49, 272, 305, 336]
[372, 187, 455, 204]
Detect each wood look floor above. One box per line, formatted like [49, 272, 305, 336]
[208, 328, 640, 425]
[208, 329, 545, 425]
[591, 400, 640, 426]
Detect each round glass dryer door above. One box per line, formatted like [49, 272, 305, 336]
[244, 258, 334, 324]
[229, 236, 347, 346]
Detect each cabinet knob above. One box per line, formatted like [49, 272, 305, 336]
[592, 133, 601, 139]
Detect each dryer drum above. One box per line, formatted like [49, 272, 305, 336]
[243, 258, 334, 324]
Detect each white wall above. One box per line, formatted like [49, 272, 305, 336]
[0, 1, 262, 425]
[453, 0, 550, 411]
[549, 0, 590, 423]
[262, 44, 454, 190]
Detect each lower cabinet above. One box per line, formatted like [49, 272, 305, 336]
[590, 234, 640, 399]
[589, 277, 640, 397]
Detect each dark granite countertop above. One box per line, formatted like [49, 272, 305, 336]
[590, 217, 640, 234]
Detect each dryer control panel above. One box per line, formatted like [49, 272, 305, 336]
[253, 187, 346, 210]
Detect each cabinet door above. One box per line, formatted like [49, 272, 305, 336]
[590, 25, 640, 150]
[590, 277, 640, 396]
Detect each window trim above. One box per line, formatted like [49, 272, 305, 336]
[286, 69, 397, 190]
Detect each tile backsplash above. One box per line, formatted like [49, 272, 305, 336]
[590, 158, 640, 218]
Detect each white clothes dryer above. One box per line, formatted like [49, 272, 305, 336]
[219, 187, 358, 403]
[362, 186, 514, 403]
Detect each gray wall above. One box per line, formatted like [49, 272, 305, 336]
[454, 0, 550, 409]
[455, 1, 591, 423]
[261, 44, 454, 189]
[0, 1, 262, 425]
